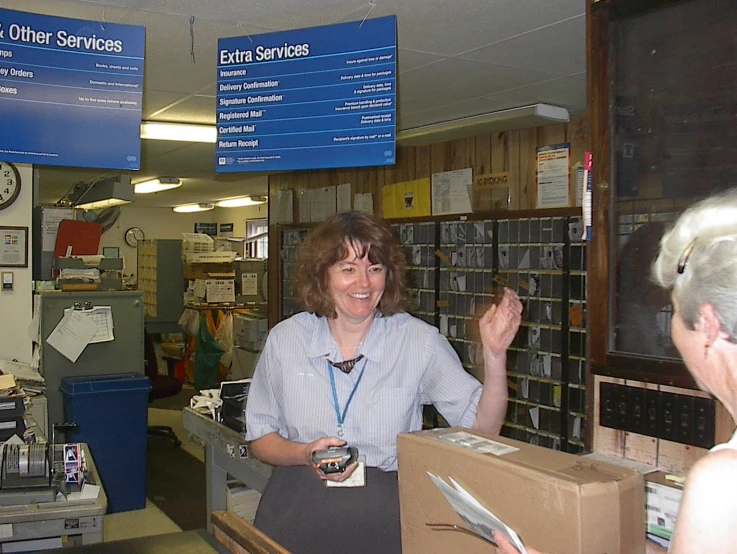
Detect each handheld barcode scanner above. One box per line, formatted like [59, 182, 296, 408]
[312, 446, 358, 474]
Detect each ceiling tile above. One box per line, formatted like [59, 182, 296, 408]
[399, 58, 560, 114]
[390, 0, 585, 56]
[462, 16, 586, 76]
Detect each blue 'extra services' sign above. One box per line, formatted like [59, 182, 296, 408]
[216, 15, 396, 173]
[0, 8, 144, 170]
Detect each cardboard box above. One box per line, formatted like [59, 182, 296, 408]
[183, 262, 234, 280]
[645, 471, 683, 543]
[398, 428, 645, 554]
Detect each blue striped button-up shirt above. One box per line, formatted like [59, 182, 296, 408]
[245, 312, 483, 471]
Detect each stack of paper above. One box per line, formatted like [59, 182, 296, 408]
[0, 374, 23, 398]
[58, 268, 101, 283]
[226, 480, 262, 523]
[0, 359, 45, 392]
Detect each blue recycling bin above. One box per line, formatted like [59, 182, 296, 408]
[60, 373, 151, 513]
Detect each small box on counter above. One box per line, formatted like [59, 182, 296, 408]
[645, 471, 684, 546]
[397, 427, 645, 554]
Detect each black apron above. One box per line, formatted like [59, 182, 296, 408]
[254, 465, 402, 554]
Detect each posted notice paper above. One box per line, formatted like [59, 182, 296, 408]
[46, 310, 99, 362]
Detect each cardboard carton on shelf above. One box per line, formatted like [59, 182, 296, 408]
[397, 427, 645, 554]
[183, 263, 235, 280]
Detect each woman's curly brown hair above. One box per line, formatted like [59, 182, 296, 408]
[294, 211, 408, 318]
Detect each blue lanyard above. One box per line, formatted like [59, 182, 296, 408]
[327, 358, 367, 436]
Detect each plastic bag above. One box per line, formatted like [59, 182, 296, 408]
[214, 311, 234, 368]
[178, 308, 200, 336]
[194, 315, 225, 390]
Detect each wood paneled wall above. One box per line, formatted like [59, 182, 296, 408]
[268, 113, 588, 218]
[267, 113, 588, 328]
[265, 113, 732, 472]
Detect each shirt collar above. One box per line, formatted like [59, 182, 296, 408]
[305, 313, 387, 363]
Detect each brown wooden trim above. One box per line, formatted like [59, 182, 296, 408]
[584, 0, 611, 451]
[592, 0, 687, 18]
[592, 356, 697, 389]
[587, 0, 610, 368]
[586, 0, 696, 391]
[278, 207, 581, 228]
[211, 510, 291, 554]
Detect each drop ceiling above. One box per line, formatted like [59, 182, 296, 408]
[8, 0, 587, 208]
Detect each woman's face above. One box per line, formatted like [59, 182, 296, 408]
[327, 241, 386, 325]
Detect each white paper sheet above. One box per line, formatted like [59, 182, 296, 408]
[431, 168, 473, 215]
[46, 310, 98, 362]
[241, 272, 259, 296]
[354, 193, 374, 215]
[337, 183, 352, 213]
[311, 188, 326, 222]
[275, 189, 294, 224]
[41, 207, 74, 252]
[299, 189, 312, 223]
[537, 143, 570, 208]
[63, 306, 114, 343]
[28, 294, 42, 343]
[322, 186, 337, 218]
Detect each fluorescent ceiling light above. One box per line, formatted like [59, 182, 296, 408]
[396, 104, 570, 146]
[173, 203, 215, 213]
[134, 177, 182, 194]
[74, 176, 135, 210]
[216, 195, 268, 208]
[140, 121, 217, 143]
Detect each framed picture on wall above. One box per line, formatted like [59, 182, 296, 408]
[0, 226, 28, 268]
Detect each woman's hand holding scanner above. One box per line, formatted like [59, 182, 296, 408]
[312, 446, 358, 474]
[307, 437, 359, 482]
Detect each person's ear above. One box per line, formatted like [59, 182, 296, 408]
[698, 304, 723, 347]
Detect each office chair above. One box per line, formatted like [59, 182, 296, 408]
[145, 331, 183, 447]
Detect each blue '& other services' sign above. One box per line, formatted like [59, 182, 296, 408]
[0, 8, 144, 170]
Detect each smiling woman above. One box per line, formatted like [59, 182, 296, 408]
[244, 211, 522, 554]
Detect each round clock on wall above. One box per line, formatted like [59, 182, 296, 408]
[0, 162, 21, 211]
[124, 226, 145, 247]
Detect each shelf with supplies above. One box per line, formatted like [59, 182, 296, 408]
[276, 210, 588, 453]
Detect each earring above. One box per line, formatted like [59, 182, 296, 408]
[704, 343, 710, 359]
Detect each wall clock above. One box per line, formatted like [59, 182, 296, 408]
[0, 162, 21, 211]
[124, 227, 145, 247]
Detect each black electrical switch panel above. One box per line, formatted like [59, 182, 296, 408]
[627, 386, 646, 435]
[693, 396, 716, 449]
[659, 392, 679, 442]
[644, 389, 660, 438]
[599, 382, 618, 429]
[677, 395, 694, 446]
[598, 382, 716, 449]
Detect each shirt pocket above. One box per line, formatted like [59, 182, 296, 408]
[363, 387, 417, 447]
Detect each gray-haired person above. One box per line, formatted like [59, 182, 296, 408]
[499, 188, 737, 554]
